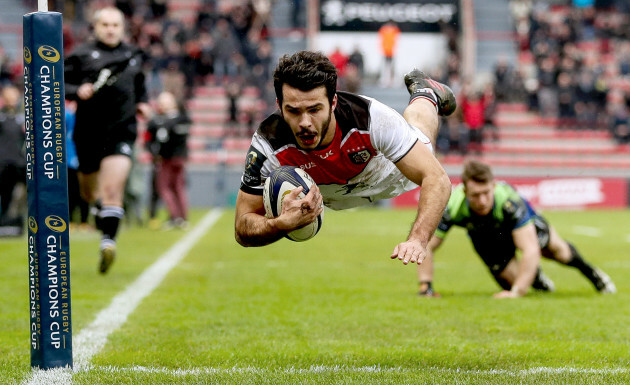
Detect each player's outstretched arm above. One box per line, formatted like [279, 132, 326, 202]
[234, 186, 322, 247]
[390, 141, 451, 264]
[494, 224, 541, 298]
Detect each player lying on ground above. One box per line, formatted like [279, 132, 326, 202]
[417, 159, 616, 298]
[235, 50, 456, 264]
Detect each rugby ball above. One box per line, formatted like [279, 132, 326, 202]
[263, 166, 324, 242]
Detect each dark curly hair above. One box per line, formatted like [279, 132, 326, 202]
[273, 50, 338, 106]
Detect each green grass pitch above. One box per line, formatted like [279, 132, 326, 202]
[1, 208, 629, 384]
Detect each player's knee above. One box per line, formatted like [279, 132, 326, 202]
[100, 184, 125, 205]
[546, 237, 572, 263]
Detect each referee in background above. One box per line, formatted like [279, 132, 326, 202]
[64, 6, 151, 273]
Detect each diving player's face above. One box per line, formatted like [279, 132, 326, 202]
[279, 84, 337, 150]
[465, 180, 495, 216]
[94, 10, 125, 48]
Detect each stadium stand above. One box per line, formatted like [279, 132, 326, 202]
[177, 84, 264, 166]
[441, 101, 630, 172]
[438, 0, 630, 175]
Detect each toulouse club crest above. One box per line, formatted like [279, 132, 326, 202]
[348, 149, 371, 164]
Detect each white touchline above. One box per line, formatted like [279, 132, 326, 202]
[22, 209, 223, 385]
[571, 226, 602, 237]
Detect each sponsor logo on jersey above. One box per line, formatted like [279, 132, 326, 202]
[300, 161, 317, 170]
[348, 149, 371, 164]
[318, 150, 333, 159]
[245, 151, 257, 170]
[243, 146, 266, 186]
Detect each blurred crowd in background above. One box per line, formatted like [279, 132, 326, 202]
[427, 0, 630, 155]
[57, 0, 275, 108]
[510, 0, 630, 144]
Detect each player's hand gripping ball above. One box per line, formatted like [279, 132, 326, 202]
[263, 166, 324, 242]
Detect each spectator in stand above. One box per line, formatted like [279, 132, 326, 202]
[196, 31, 216, 79]
[328, 46, 349, 91]
[536, 56, 559, 118]
[344, 46, 364, 93]
[510, 63, 531, 102]
[618, 41, 630, 75]
[443, 109, 469, 156]
[343, 63, 362, 94]
[0, 45, 15, 86]
[574, 69, 599, 129]
[347, 45, 365, 77]
[197, 1, 219, 32]
[510, 0, 533, 51]
[378, 21, 401, 87]
[0, 85, 25, 230]
[461, 84, 486, 154]
[328, 46, 349, 78]
[607, 88, 630, 144]
[556, 71, 577, 129]
[149, 0, 167, 19]
[251, 0, 272, 38]
[248, 39, 273, 93]
[146, 91, 191, 230]
[226, 80, 242, 136]
[161, 60, 187, 103]
[492, 57, 513, 103]
[482, 82, 499, 142]
[145, 143, 162, 230]
[211, 18, 241, 84]
[610, 113, 630, 145]
[230, 3, 256, 45]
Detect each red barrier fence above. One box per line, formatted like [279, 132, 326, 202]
[392, 177, 629, 210]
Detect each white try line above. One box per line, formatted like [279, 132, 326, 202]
[93, 364, 630, 376]
[23, 209, 223, 385]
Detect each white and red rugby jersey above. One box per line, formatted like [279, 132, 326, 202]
[240, 91, 432, 210]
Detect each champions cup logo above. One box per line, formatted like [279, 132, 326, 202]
[28, 216, 38, 233]
[245, 151, 257, 169]
[24, 46, 32, 64]
[37, 45, 60, 63]
[45, 215, 67, 232]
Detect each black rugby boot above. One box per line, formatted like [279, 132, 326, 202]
[404, 69, 457, 116]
